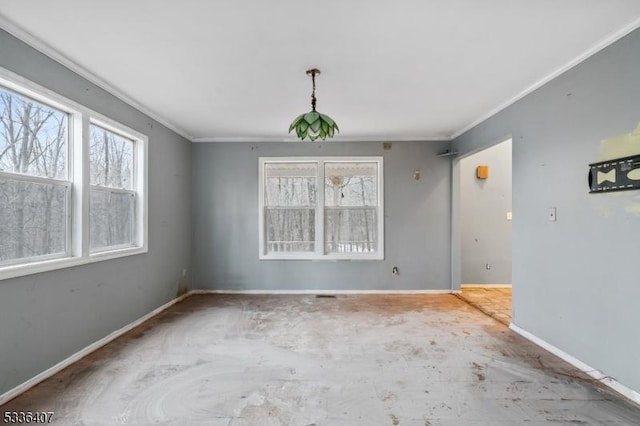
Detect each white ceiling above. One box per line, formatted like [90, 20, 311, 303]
[1, 0, 640, 142]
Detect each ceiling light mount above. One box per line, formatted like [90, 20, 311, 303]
[289, 68, 339, 141]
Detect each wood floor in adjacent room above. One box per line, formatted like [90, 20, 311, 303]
[458, 286, 512, 326]
[3, 294, 640, 425]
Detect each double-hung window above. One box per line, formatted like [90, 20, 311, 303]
[0, 87, 71, 265]
[259, 157, 383, 260]
[0, 68, 148, 280]
[89, 124, 136, 252]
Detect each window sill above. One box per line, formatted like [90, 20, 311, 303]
[259, 254, 384, 261]
[0, 246, 147, 281]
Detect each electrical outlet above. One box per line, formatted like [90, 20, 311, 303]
[548, 207, 557, 222]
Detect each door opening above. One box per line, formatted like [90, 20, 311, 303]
[456, 138, 512, 324]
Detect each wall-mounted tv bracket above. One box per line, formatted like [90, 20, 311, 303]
[588, 154, 640, 193]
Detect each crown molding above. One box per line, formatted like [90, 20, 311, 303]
[450, 16, 640, 140]
[192, 135, 451, 143]
[0, 13, 194, 142]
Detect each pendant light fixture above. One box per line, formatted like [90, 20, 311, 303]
[289, 68, 339, 141]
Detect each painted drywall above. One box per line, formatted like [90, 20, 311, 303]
[0, 30, 192, 396]
[192, 141, 451, 291]
[452, 28, 640, 393]
[460, 140, 512, 284]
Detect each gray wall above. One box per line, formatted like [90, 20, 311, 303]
[460, 140, 512, 284]
[452, 28, 640, 392]
[0, 30, 192, 395]
[192, 141, 451, 291]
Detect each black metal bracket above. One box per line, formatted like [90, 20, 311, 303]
[588, 154, 640, 193]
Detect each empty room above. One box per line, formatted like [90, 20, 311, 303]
[1, 1, 640, 425]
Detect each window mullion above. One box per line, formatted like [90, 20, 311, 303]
[71, 114, 91, 258]
[316, 159, 325, 257]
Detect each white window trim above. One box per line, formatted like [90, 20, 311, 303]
[0, 67, 148, 281]
[259, 156, 384, 260]
[88, 117, 146, 255]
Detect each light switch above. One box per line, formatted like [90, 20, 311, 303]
[506, 212, 512, 221]
[548, 207, 557, 221]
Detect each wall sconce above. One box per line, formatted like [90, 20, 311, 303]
[476, 165, 489, 179]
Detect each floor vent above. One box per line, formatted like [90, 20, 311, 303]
[316, 294, 337, 298]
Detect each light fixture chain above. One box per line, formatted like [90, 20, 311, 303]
[311, 72, 317, 112]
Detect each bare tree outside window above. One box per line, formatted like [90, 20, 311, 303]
[89, 125, 135, 252]
[0, 87, 68, 264]
[0, 72, 147, 279]
[325, 162, 378, 254]
[264, 163, 316, 253]
[260, 158, 382, 259]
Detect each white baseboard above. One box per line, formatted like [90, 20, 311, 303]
[460, 284, 512, 289]
[509, 323, 640, 405]
[0, 291, 193, 406]
[191, 289, 454, 295]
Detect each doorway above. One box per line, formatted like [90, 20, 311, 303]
[454, 138, 512, 324]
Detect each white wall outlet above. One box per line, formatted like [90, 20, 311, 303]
[548, 207, 557, 222]
[506, 211, 512, 221]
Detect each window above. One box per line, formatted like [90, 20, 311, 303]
[0, 68, 147, 280]
[0, 86, 70, 265]
[89, 125, 136, 252]
[259, 157, 383, 260]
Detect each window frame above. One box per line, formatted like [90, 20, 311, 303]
[88, 121, 139, 253]
[0, 67, 148, 281]
[0, 172, 72, 267]
[258, 156, 384, 260]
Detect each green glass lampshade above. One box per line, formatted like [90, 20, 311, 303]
[289, 111, 339, 141]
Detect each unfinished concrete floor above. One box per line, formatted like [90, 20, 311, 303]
[3, 294, 640, 425]
[458, 286, 512, 325]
